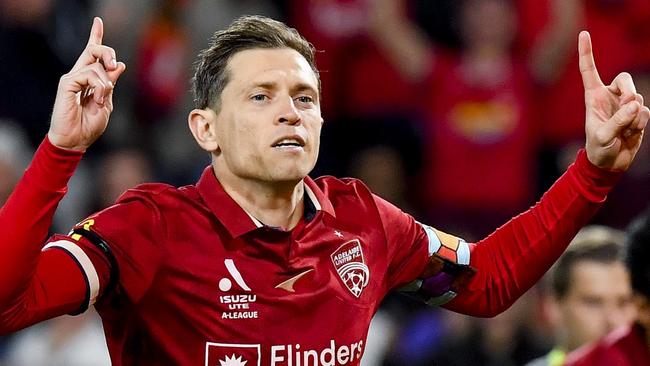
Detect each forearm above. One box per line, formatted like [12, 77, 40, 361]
[0, 136, 83, 305]
[529, 0, 583, 83]
[367, 0, 433, 81]
[445, 149, 620, 317]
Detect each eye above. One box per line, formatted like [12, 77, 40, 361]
[251, 94, 268, 102]
[296, 96, 314, 104]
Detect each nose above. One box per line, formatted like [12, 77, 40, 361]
[277, 97, 301, 125]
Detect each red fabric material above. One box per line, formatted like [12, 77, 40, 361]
[517, 0, 650, 145]
[64, 170, 429, 365]
[0, 137, 87, 333]
[445, 149, 621, 316]
[289, 0, 421, 118]
[422, 54, 538, 212]
[565, 323, 650, 366]
[0, 136, 621, 364]
[343, 43, 427, 117]
[136, 19, 189, 110]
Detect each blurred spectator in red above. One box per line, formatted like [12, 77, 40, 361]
[286, 0, 427, 184]
[368, 0, 578, 237]
[565, 209, 650, 366]
[525, 226, 635, 366]
[133, 0, 191, 129]
[288, 0, 426, 120]
[517, 0, 650, 184]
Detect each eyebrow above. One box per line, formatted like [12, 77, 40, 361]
[248, 81, 318, 96]
[291, 83, 318, 96]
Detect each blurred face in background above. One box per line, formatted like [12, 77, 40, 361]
[553, 260, 636, 351]
[460, 0, 516, 52]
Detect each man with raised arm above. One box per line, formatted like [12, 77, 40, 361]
[0, 16, 648, 366]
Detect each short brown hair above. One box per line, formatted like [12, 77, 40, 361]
[549, 226, 626, 299]
[191, 15, 319, 111]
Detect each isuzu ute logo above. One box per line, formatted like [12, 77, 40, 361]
[330, 239, 370, 298]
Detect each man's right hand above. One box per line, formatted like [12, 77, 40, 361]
[48, 17, 126, 151]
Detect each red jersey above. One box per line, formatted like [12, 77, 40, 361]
[0, 137, 621, 365]
[565, 323, 650, 366]
[55, 168, 435, 365]
[423, 54, 537, 212]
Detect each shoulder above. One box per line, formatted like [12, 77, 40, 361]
[81, 182, 192, 237]
[312, 175, 382, 212]
[113, 182, 204, 211]
[313, 176, 372, 198]
[312, 175, 411, 226]
[115, 182, 178, 203]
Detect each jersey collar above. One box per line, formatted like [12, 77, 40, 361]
[195, 166, 335, 237]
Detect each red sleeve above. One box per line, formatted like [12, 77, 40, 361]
[373, 195, 430, 291]
[375, 193, 475, 306]
[0, 137, 90, 334]
[76, 187, 165, 305]
[0, 136, 165, 335]
[444, 149, 621, 317]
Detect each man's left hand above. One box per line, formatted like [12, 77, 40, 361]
[580, 31, 649, 171]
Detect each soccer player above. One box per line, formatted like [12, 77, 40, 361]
[0, 15, 648, 366]
[564, 209, 650, 366]
[525, 226, 635, 366]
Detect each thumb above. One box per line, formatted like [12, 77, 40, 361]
[595, 101, 639, 147]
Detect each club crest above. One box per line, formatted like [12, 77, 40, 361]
[330, 239, 370, 298]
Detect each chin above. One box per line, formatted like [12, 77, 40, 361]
[267, 164, 312, 183]
[270, 171, 308, 183]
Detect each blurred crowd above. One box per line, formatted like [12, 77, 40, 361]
[1, 0, 649, 365]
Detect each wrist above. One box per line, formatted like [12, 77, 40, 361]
[46, 132, 88, 153]
[24, 136, 85, 192]
[570, 149, 622, 203]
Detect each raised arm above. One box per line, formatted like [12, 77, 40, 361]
[528, 0, 583, 84]
[366, 0, 433, 81]
[443, 32, 648, 316]
[0, 17, 125, 333]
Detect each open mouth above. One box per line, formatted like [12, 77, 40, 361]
[272, 136, 306, 149]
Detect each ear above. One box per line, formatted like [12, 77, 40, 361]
[188, 108, 220, 153]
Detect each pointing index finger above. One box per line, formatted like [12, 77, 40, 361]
[578, 31, 603, 90]
[88, 17, 104, 45]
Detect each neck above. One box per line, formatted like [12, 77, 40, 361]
[213, 165, 305, 230]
